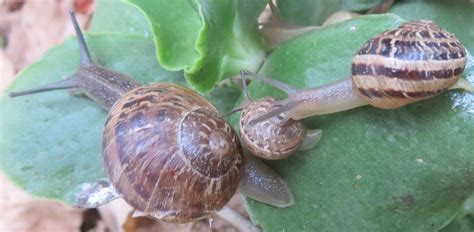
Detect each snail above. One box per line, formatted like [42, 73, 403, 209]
[249, 20, 473, 125]
[8, 11, 294, 223]
[101, 83, 243, 223]
[230, 71, 322, 160]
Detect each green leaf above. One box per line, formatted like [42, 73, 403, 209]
[0, 34, 182, 203]
[126, 0, 202, 71]
[89, 0, 151, 37]
[442, 216, 474, 232]
[183, 0, 268, 92]
[466, 195, 474, 216]
[204, 86, 241, 115]
[390, 2, 474, 228]
[127, 0, 268, 92]
[241, 14, 474, 231]
[276, 0, 384, 26]
[441, 194, 474, 232]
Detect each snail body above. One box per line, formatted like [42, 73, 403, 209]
[7, 13, 141, 111]
[9, 12, 294, 223]
[250, 20, 473, 124]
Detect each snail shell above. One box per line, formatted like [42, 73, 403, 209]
[239, 20, 471, 159]
[249, 19, 472, 125]
[352, 20, 467, 109]
[240, 96, 307, 160]
[103, 83, 243, 223]
[8, 12, 295, 216]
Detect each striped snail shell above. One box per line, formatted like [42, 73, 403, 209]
[352, 20, 467, 109]
[239, 96, 307, 160]
[248, 19, 472, 124]
[103, 83, 243, 223]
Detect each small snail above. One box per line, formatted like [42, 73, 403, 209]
[9, 12, 293, 223]
[250, 20, 473, 125]
[232, 71, 322, 160]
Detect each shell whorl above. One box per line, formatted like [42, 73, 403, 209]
[240, 97, 306, 160]
[352, 20, 467, 109]
[102, 83, 243, 223]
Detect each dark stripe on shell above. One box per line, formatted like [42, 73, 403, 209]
[357, 38, 466, 61]
[358, 87, 446, 99]
[122, 94, 158, 109]
[352, 63, 464, 80]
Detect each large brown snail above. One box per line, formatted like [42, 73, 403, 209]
[8, 11, 293, 223]
[248, 20, 473, 125]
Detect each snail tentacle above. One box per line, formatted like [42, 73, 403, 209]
[249, 100, 300, 125]
[241, 69, 297, 95]
[8, 78, 78, 97]
[69, 11, 92, 66]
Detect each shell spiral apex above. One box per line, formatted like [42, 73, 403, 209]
[240, 97, 307, 160]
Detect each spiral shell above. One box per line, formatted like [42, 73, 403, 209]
[102, 83, 243, 223]
[352, 20, 467, 109]
[240, 97, 306, 160]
